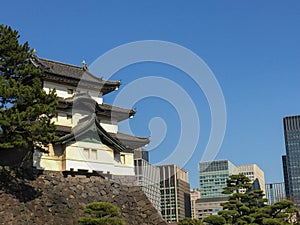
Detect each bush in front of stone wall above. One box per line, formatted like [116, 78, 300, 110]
[78, 202, 125, 225]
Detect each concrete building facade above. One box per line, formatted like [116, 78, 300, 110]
[158, 164, 191, 223]
[194, 197, 227, 220]
[237, 164, 266, 194]
[134, 150, 161, 214]
[190, 188, 201, 219]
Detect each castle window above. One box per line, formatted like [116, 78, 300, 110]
[67, 88, 74, 94]
[83, 148, 89, 159]
[83, 148, 98, 160]
[90, 149, 97, 160]
[121, 154, 125, 164]
[67, 114, 72, 123]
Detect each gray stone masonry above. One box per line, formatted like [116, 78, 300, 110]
[0, 168, 167, 225]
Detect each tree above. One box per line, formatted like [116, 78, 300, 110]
[203, 215, 225, 225]
[78, 202, 125, 225]
[204, 174, 299, 225]
[0, 24, 58, 165]
[178, 217, 203, 225]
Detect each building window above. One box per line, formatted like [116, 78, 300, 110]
[121, 154, 125, 164]
[67, 88, 74, 94]
[67, 114, 72, 123]
[83, 148, 98, 160]
[91, 149, 97, 160]
[83, 148, 89, 159]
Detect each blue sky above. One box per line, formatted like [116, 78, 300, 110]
[2, 1, 300, 188]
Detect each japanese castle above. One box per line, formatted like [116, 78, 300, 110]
[31, 57, 149, 176]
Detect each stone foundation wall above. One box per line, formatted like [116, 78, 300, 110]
[0, 168, 167, 225]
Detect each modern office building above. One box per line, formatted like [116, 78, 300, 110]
[190, 188, 201, 219]
[282, 115, 300, 208]
[199, 160, 238, 199]
[265, 182, 286, 205]
[134, 149, 161, 213]
[158, 164, 191, 223]
[282, 155, 290, 198]
[194, 197, 227, 220]
[238, 164, 266, 194]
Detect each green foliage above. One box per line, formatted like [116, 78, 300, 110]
[84, 202, 121, 218]
[78, 217, 125, 225]
[204, 174, 299, 225]
[203, 215, 225, 225]
[178, 217, 203, 225]
[78, 202, 125, 225]
[0, 24, 58, 152]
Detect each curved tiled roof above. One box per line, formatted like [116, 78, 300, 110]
[108, 132, 150, 150]
[31, 57, 121, 95]
[57, 115, 148, 152]
[57, 94, 135, 121]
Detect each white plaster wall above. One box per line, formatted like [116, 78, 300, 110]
[43, 81, 103, 104]
[122, 152, 134, 167]
[64, 141, 134, 175]
[100, 122, 118, 133]
[44, 81, 73, 98]
[33, 151, 63, 171]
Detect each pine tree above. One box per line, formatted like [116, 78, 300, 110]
[78, 202, 125, 225]
[178, 217, 203, 225]
[0, 24, 58, 164]
[204, 174, 299, 225]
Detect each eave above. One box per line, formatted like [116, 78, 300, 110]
[56, 116, 128, 153]
[31, 56, 121, 95]
[57, 94, 135, 121]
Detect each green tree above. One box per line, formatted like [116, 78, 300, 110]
[178, 217, 203, 225]
[78, 202, 125, 225]
[0, 24, 58, 164]
[203, 215, 225, 225]
[204, 174, 299, 225]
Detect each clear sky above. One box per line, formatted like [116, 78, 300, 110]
[2, 1, 300, 188]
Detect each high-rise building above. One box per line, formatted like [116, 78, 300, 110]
[158, 164, 191, 223]
[134, 149, 161, 213]
[199, 160, 238, 199]
[190, 188, 201, 219]
[282, 115, 300, 208]
[237, 164, 266, 194]
[265, 182, 286, 205]
[282, 155, 290, 198]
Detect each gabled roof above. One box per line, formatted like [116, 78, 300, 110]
[58, 115, 128, 152]
[31, 57, 121, 95]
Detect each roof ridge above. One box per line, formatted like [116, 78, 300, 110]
[37, 56, 84, 69]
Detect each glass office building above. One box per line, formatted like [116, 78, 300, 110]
[199, 160, 237, 199]
[282, 115, 300, 208]
[265, 182, 286, 205]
